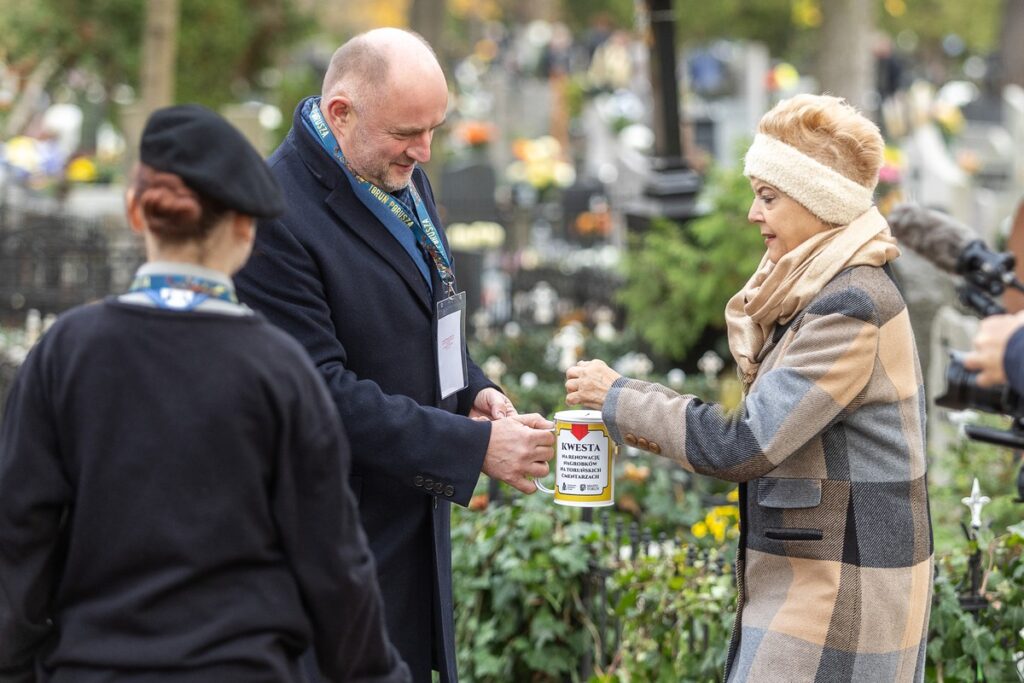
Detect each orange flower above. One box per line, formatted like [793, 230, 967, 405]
[469, 493, 489, 511]
[455, 120, 495, 147]
[623, 462, 651, 483]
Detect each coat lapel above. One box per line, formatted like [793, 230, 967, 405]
[286, 109, 435, 316]
[324, 186, 434, 315]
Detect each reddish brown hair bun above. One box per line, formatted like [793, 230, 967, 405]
[132, 164, 228, 240]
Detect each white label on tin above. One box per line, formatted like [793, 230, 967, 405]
[556, 425, 609, 494]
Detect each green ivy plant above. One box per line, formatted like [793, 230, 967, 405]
[618, 164, 764, 361]
[594, 547, 735, 683]
[452, 495, 603, 682]
[926, 523, 1024, 682]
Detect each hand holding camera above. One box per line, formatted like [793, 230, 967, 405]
[963, 312, 1024, 388]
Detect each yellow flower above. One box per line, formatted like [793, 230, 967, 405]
[883, 145, 905, 167]
[713, 504, 739, 519]
[727, 488, 739, 502]
[691, 521, 708, 539]
[791, 0, 821, 28]
[884, 0, 906, 17]
[932, 103, 965, 135]
[66, 157, 97, 183]
[707, 517, 727, 543]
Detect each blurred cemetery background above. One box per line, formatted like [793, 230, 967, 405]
[2, 0, 1024, 679]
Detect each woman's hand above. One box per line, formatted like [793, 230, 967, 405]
[565, 359, 621, 410]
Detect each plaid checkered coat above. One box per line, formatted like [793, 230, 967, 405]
[603, 265, 933, 682]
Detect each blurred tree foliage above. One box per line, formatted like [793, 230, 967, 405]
[0, 0, 312, 127]
[560, 0, 636, 33]
[618, 163, 763, 362]
[672, 0, 1002, 63]
[877, 0, 1002, 55]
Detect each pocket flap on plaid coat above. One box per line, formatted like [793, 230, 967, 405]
[756, 478, 822, 508]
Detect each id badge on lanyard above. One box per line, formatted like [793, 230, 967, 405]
[436, 291, 468, 399]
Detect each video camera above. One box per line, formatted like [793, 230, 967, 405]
[929, 235, 1024, 502]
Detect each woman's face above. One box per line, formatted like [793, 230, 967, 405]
[747, 179, 830, 263]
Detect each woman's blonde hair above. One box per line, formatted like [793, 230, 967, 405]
[757, 94, 883, 190]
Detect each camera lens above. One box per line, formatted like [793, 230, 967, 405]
[936, 350, 1023, 415]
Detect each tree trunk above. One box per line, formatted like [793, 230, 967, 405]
[408, 0, 445, 57]
[140, 0, 180, 117]
[4, 56, 60, 138]
[816, 0, 875, 113]
[1000, 0, 1024, 88]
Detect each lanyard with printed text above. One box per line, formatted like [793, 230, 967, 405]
[301, 98, 468, 397]
[128, 273, 237, 311]
[301, 98, 456, 297]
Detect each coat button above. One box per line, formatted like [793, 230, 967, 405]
[414, 475, 424, 487]
[649, 442, 661, 455]
[444, 485, 455, 497]
[424, 478, 434, 490]
[434, 482, 444, 494]
[637, 437, 650, 450]
[624, 433, 638, 447]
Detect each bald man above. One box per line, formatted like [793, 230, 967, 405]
[235, 28, 555, 683]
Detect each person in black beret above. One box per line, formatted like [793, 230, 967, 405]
[0, 104, 410, 683]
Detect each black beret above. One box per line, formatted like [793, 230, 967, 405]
[140, 104, 284, 218]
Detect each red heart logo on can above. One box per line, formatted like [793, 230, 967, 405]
[570, 423, 590, 441]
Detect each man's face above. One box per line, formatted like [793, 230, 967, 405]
[341, 83, 448, 193]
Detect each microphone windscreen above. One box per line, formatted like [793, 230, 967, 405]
[887, 203, 975, 274]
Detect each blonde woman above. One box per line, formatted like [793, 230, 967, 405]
[566, 94, 932, 682]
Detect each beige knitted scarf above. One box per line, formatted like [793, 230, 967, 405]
[725, 206, 900, 387]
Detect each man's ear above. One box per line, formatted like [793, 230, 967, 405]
[125, 188, 145, 234]
[323, 95, 356, 131]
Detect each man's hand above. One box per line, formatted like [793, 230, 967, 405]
[482, 413, 555, 494]
[469, 387, 518, 421]
[565, 359, 621, 410]
[963, 312, 1024, 387]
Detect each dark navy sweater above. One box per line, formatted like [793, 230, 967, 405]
[0, 299, 409, 683]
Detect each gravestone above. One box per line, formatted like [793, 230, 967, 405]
[439, 160, 501, 321]
[560, 176, 608, 244]
[902, 123, 971, 221]
[927, 305, 979, 476]
[439, 160, 500, 225]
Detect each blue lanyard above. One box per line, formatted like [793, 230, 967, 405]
[300, 97, 456, 295]
[129, 273, 236, 311]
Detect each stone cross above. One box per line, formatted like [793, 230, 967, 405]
[530, 281, 558, 326]
[552, 322, 584, 372]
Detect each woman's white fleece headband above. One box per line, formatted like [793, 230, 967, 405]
[743, 133, 874, 225]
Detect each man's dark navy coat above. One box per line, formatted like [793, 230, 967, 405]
[235, 102, 496, 683]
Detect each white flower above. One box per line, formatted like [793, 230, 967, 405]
[481, 356, 507, 384]
[614, 352, 653, 377]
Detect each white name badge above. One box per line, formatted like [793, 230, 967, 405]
[437, 291, 468, 399]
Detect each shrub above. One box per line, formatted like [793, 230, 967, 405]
[618, 164, 763, 361]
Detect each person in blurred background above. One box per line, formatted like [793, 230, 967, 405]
[0, 104, 408, 683]
[566, 94, 933, 682]
[233, 28, 554, 683]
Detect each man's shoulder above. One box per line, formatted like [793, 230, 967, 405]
[266, 131, 305, 175]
